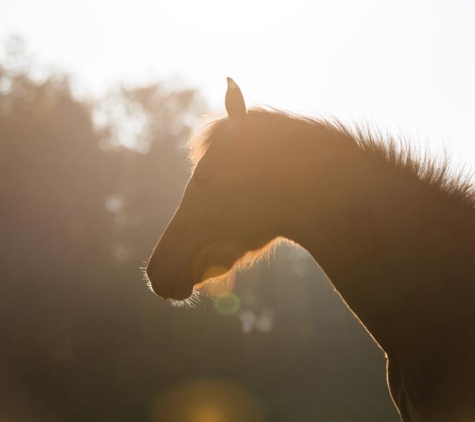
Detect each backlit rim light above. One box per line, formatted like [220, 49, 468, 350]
[196, 237, 291, 294]
[140, 264, 202, 309]
[140, 237, 291, 309]
[168, 290, 201, 309]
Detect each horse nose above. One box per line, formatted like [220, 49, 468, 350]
[145, 264, 169, 298]
[145, 263, 154, 284]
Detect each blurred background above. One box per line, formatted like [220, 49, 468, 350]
[1, 1, 474, 421]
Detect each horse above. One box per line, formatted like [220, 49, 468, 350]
[145, 78, 475, 421]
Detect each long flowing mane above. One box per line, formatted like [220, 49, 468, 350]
[188, 108, 475, 210]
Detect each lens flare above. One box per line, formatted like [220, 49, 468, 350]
[193, 241, 246, 298]
[214, 293, 241, 315]
[199, 265, 234, 297]
[152, 379, 266, 422]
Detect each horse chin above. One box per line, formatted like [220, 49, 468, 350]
[144, 273, 196, 304]
[167, 289, 201, 309]
[167, 286, 194, 301]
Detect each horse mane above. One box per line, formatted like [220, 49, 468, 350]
[186, 111, 227, 168]
[187, 108, 475, 210]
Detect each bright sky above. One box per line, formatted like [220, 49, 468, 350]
[2, 0, 475, 170]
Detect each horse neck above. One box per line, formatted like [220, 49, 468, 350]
[278, 130, 475, 354]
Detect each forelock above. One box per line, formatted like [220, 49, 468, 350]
[186, 112, 229, 170]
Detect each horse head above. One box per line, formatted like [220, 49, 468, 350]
[146, 78, 289, 302]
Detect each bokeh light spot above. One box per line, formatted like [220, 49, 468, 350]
[255, 307, 275, 333]
[152, 379, 266, 422]
[239, 307, 275, 334]
[240, 310, 256, 333]
[192, 403, 226, 422]
[192, 242, 245, 284]
[214, 293, 241, 315]
[198, 265, 234, 297]
[202, 264, 229, 280]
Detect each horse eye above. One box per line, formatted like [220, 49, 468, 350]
[194, 174, 212, 186]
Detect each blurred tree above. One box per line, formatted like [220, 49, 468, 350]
[95, 80, 206, 267]
[0, 38, 208, 421]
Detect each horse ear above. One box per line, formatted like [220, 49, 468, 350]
[225, 77, 247, 122]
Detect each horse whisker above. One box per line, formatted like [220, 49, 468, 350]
[168, 290, 202, 310]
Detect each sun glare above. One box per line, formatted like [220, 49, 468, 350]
[2, 0, 475, 166]
[152, 379, 266, 422]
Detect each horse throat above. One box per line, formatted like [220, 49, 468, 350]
[278, 141, 475, 420]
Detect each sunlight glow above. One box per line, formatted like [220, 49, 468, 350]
[152, 379, 266, 422]
[2, 0, 475, 170]
[201, 265, 233, 294]
[193, 241, 246, 297]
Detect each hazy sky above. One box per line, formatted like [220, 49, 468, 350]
[2, 0, 475, 169]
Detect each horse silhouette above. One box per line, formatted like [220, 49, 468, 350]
[146, 78, 475, 421]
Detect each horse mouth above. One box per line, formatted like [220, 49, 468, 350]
[144, 241, 247, 304]
[142, 265, 195, 301]
[154, 283, 201, 309]
[165, 284, 195, 301]
[149, 280, 195, 302]
[167, 289, 201, 309]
